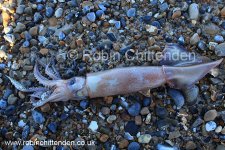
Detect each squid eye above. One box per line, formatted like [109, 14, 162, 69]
[69, 79, 76, 85]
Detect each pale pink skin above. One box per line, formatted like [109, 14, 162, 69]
[7, 45, 223, 108]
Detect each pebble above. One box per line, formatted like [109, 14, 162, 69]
[4, 105, 16, 116]
[22, 145, 34, 150]
[143, 97, 151, 106]
[168, 131, 181, 139]
[55, 8, 63, 18]
[128, 102, 141, 116]
[157, 144, 179, 150]
[45, 7, 54, 18]
[221, 7, 225, 17]
[96, 10, 104, 18]
[189, 3, 199, 20]
[128, 142, 140, 150]
[119, 139, 129, 149]
[135, 116, 142, 125]
[0, 99, 7, 109]
[40, 103, 50, 112]
[80, 100, 89, 109]
[197, 40, 207, 51]
[159, 3, 169, 12]
[87, 12, 96, 22]
[182, 85, 199, 105]
[7, 94, 17, 105]
[16, 5, 25, 14]
[125, 121, 139, 136]
[32, 110, 45, 124]
[146, 25, 158, 35]
[216, 145, 225, 150]
[215, 126, 223, 133]
[29, 26, 38, 36]
[145, 113, 152, 124]
[101, 107, 110, 115]
[192, 117, 204, 128]
[107, 115, 117, 123]
[88, 121, 98, 132]
[140, 107, 149, 115]
[202, 23, 220, 36]
[127, 8, 136, 17]
[185, 141, 197, 150]
[205, 121, 217, 132]
[98, 4, 106, 11]
[168, 88, 185, 109]
[34, 12, 43, 23]
[214, 35, 224, 43]
[204, 109, 217, 121]
[215, 43, 225, 56]
[18, 120, 26, 128]
[99, 134, 109, 142]
[156, 106, 168, 119]
[190, 33, 200, 45]
[124, 132, 134, 140]
[47, 122, 57, 133]
[4, 34, 15, 44]
[138, 134, 151, 143]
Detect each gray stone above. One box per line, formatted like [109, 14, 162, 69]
[55, 8, 63, 18]
[189, 3, 199, 20]
[215, 43, 225, 56]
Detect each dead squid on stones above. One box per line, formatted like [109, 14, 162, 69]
[7, 43, 223, 108]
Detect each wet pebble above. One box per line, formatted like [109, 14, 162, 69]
[87, 12, 96, 22]
[159, 3, 169, 12]
[22, 125, 30, 140]
[55, 8, 63, 18]
[140, 107, 149, 115]
[34, 12, 43, 23]
[32, 110, 45, 124]
[0, 99, 7, 109]
[80, 100, 89, 109]
[216, 145, 225, 150]
[46, 7, 54, 18]
[4, 105, 16, 116]
[168, 88, 185, 109]
[157, 144, 179, 150]
[138, 134, 151, 143]
[128, 102, 141, 116]
[7, 94, 17, 105]
[128, 142, 140, 150]
[107, 115, 117, 123]
[88, 121, 98, 132]
[197, 40, 207, 51]
[204, 109, 217, 121]
[156, 106, 168, 118]
[205, 121, 217, 132]
[214, 35, 224, 43]
[143, 97, 151, 106]
[215, 43, 225, 56]
[47, 122, 57, 133]
[127, 8, 136, 17]
[182, 85, 199, 105]
[16, 5, 25, 14]
[190, 33, 200, 45]
[185, 141, 197, 150]
[189, 3, 199, 20]
[96, 10, 104, 18]
[18, 120, 26, 128]
[101, 107, 110, 115]
[125, 121, 139, 136]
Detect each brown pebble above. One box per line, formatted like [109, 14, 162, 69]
[221, 7, 225, 18]
[39, 48, 49, 55]
[76, 39, 84, 47]
[104, 96, 113, 104]
[172, 10, 181, 19]
[40, 103, 51, 112]
[5, 132, 13, 139]
[118, 139, 129, 149]
[48, 17, 58, 26]
[204, 109, 217, 121]
[140, 107, 150, 115]
[135, 115, 142, 125]
[185, 141, 197, 150]
[99, 134, 109, 142]
[19, 47, 30, 53]
[101, 107, 110, 115]
[29, 26, 38, 36]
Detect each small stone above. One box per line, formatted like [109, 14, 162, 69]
[214, 35, 224, 43]
[156, 106, 168, 119]
[185, 141, 197, 150]
[114, 21, 121, 29]
[0, 99, 7, 109]
[101, 107, 110, 115]
[216, 145, 225, 150]
[138, 134, 151, 143]
[172, 9, 181, 19]
[86, 12, 96, 22]
[4, 26, 13, 34]
[29, 26, 38, 36]
[145, 113, 151, 124]
[39, 48, 48, 55]
[80, 100, 89, 109]
[119, 139, 129, 149]
[135, 116, 142, 125]
[125, 121, 139, 136]
[190, 33, 200, 45]
[168, 131, 181, 139]
[88, 121, 98, 132]
[34, 12, 43, 23]
[55, 8, 63, 18]
[146, 25, 158, 35]
[47, 122, 57, 133]
[58, 32, 66, 40]
[99, 134, 109, 142]
[215, 126, 223, 133]
[128, 102, 141, 116]
[18, 120, 26, 128]
[96, 10, 104, 18]
[32, 110, 45, 124]
[205, 121, 217, 132]
[182, 85, 199, 105]
[7, 94, 18, 105]
[107, 115, 117, 123]
[204, 109, 217, 121]
[40, 103, 50, 112]
[197, 40, 207, 51]
[128, 142, 140, 150]
[192, 117, 204, 128]
[46, 7, 54, 18]
[140, 107, 149, 115]
[124, 132, 134, 140]
[168, 88, 185, 109]
[98, 4, 106, 11]
[16, 5, 25, 14]
[202, 23, 220, 36]
[215, 43, 225, 56]
[221, 7, 225, 17]
[159, 3, 169, 12]
[143, 97, 151, 106]
[189, 3, 199, 20]
[127, 8, 136, 17]
[23, 41, 30, 47]
[4, 34, 15, 44]
[157, 144, 178, 150]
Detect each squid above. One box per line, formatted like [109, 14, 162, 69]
[7, 44, 223, 108]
